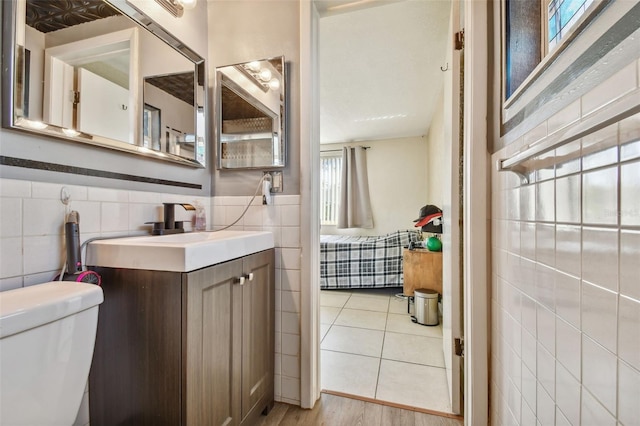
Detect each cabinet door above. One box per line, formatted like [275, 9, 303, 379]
[89, 268, 183, 426]
[185, 259, 243, 426]
[241, 250, 275, 420]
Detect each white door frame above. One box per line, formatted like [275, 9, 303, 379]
[298, 1, 490, 421]
[443, 0, 463, 414]
[462, 0, 489, 423]
[299, 0, 322, 408]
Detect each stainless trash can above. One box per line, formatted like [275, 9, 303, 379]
[412, 288, 439, 326]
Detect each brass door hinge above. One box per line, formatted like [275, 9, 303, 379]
[455, 30, 465, 50]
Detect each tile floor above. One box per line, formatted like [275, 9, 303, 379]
[320, 288, 452, 413]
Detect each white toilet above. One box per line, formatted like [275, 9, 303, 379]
[0, 281, 104, 426]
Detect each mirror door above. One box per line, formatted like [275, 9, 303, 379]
[216, 56, 286, 170]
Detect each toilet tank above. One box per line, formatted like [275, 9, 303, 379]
[0, 281, 104, 426]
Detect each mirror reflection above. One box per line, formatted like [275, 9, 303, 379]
[217, 57, 285, 169]
[3, 0, 206, 167]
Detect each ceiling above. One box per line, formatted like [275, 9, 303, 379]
[318, 0, 451, 144]
[146, 73, 195, 105]
[25, 0, 120, 33]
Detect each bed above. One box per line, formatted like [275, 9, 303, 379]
[320, 230, 422, 289]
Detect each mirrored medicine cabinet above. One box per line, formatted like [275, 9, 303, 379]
[216, 56, 286, 170]
[2, 0, 207, 167]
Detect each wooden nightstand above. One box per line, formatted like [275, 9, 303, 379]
[402, 248, 443, 296]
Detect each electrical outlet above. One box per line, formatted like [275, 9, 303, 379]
[263, 171, 283, 193]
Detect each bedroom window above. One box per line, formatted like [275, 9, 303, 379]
[320, 153, 342, 225]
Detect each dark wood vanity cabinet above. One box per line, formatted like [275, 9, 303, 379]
[89, 249, 275, 426]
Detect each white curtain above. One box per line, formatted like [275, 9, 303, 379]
[337, 146, 373, 229]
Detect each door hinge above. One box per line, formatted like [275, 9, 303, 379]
[72, 90, 80, 105]
[454, 337, 464, 357]
[455, 30, 465, 50]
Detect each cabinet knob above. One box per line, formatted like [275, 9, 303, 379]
[247, 273, 254, 281]
[237, 276, 245, 286]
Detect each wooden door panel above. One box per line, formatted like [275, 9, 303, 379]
[89, 268, 182, 426]
[241, 250, 275, 420]
[185, 260, 242, 426]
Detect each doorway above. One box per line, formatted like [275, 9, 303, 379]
[313, 0, 463, 415]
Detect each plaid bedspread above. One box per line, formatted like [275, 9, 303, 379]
[320, 230, 422, 289]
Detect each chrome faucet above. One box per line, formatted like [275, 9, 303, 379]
[147, 203, 196, 235]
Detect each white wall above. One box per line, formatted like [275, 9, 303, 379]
[138, 28, 194, 78]
[208, 0, 301, 196]
[24, 26, 45, 120]
[144, 83, 194, 136]
[489, 3, 640, 424]
[426, 90, 446, 209]
[320, 136, 429, 236]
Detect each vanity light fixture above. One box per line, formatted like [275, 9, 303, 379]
[258, 68, 272, 82]
[247, 61, 261, 72]
[239, 62, 280, 93]
[268, 78, 281, 90]
[177, 0, 197, 10]
[154, 0, 197, 17]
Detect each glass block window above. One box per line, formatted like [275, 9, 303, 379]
[320, 153, 342, 225]
[548, 0, 594, 50]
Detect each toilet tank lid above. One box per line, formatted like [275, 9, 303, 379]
[0, 282, 104, 339]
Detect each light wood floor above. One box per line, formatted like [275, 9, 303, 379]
[257, 393, 463, 426]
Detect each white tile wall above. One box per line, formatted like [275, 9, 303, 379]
[0, 180, 211, 424]
[621, 161, 640, 226]
[555, 361, 580, 425]
[211, 194, 302, 404]
[0, 180, 209, 288]
[618, 360, 640, 424]
[618, 295, 640, 371]
[581, 62, 637, 117]
[547, 100, 580, 136]
[491, 64, 640, 426]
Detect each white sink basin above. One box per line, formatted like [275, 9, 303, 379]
[86, 231, 274, 272]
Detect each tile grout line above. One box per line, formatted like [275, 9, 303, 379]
[373, 295, 392, 399]
[379, 357, 448, 370]
[320, 348, 383, 361]
[320, 293, 349, 343]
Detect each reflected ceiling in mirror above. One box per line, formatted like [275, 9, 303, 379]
[216, 56, 286, 170]
[2, 0, 206, 167]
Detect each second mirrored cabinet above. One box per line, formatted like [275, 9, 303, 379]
[216, 56, 286, 170]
